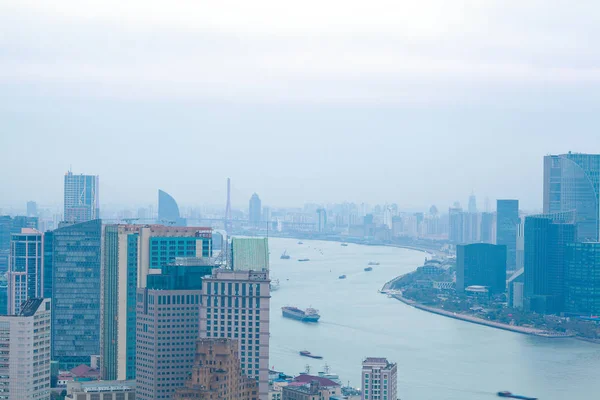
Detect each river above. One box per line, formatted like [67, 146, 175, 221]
[267, 237, 600, 400]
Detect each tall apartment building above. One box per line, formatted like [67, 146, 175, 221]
[200, 269, 271, 400]
[64, 171, 99, 223]
[361, 357, 397, 400]
[51, 219, 102, 370]
[249, 194, 262, 226]
[7, 228, 43, 314]
[564, 242, 600, 315]
[102, 225, 212, 380]
[172, 338, 258, 400]
[135, 260, 214, 400]
[544, 153, 600, 241]
[0, 216, 38, 274]
[0, 298, 51, 400]
[231, 237, 269, 272]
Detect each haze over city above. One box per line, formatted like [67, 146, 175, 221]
[2, 1, 600, 209]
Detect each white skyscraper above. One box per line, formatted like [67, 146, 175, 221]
[361, 357, 398, 400]
[0, 298, 51, 400]
[200, 268, 270, 400]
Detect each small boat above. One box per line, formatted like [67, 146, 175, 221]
[368, 261, 380, 266]
[298, 258, 310, 262]
[339, 275, 346, 279]
[270, 279, 280, 291]
[298, 241, 303, 245]
[497, 391, 537, 400]
[340, 243, 348, 247]
[364, 267, 373, 272]
[299, 350, 323, 359]
[280, 250, 291, 260]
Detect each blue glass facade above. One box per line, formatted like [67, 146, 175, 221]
[149, 237, 210, 269]
[456, 243, 507, 293]
[51, 219, 102, 369]
[564, 242, 600, 315]
[158, 190, 185, 226]
[496, 200, 519, 270]
[544, 153, 600, 241]
[524, 213, 576, 314]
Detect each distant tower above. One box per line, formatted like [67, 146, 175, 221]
[224, 178, 232, 233]
[64, 171, 99, 223]
[468, 192, 477, 214]
[249, 193, 262, 227]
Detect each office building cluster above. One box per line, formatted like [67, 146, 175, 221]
[0, 171, 272, 400]
[455, 153, 600, 317]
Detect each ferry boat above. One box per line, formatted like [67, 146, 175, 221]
[282, 306, 320, 322]
[340, 243, 348, 247]
[339, 275, 346, 279]
[280, 250, 290, 260]
[299, 350, 323, 359]
[497, 391, 537, 400]
[298, 258, 310, 262]
[364, 267, 373, 272]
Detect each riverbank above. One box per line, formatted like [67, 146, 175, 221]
[389, 293, 573, 337]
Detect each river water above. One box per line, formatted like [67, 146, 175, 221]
[267, 237, 600, 400]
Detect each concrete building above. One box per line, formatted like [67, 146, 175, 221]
[7, 228, 43, 314]
[27, 201, 38, 217]
[564, 242, 600, 315]
[64, 171, 99, 223]
[231, 237, 270, 272]
[496, 200, 519, 270]
[282, 380, 340, 400]
[0, 298, 51, 400]
[135, 259, 214, 400]
[51, 219, 102, 370]
[317, 209, 327, 233]
[249, 194, 262, 227]
[524, 212, 576, 314]
[200, 269, 271, 399]
[101, 224, 212, 381]
[0, 215, 38, 274]
[480, 212, 494, 244]
[456, 243, 507, 294]
[448, 207, 464, 244]
[544, 153, 600, 241]
[507, 269, 525, 309]
[172, 338, 258, 400]
[361, 357, 397, 400]
[66, 380, 135, 400]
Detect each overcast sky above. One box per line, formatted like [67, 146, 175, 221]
[1, 1, 600, 211]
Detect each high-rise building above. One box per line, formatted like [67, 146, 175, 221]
[524, 212, 576, 314]
[463, 212, 480, 243]
[7, 228, 43, 315]
[172, 338, 259, 400]
[496, 200, 519, 270]
[448, 207, 464, 244]
[102, 225, 212, 381]
[249, 194, 262, 227]
[0, 276, 7, 315]
[0, 298, 51, 399]
[0, 216, 39, 274]
[200, 269, 270, 399]
[456, 243, 507, 293]
[361, 357, 397, 400]
[51, 219, 102, 370]
[480, 212, 494, 244]
[544, 153, 600, 241]
[231, 238, 269, 272]
[468, 192, 477, 214]
[135, 260, 213, 400]
[158, 189, 186, 226]
[64, 171, 99, 223]
[316, 209, 327, 232]
[67, 380, 135, 400]
[27, 201, 38, 217]
[564, 242, 600, 315]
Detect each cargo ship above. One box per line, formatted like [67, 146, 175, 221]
[298, 258, 310, 262]
[282, 306, 320, 322]
[497, 392, 537, 400]
[341, 243, 348, 247]
[339, 275, 346, 279]
[364, 267, 373, 271]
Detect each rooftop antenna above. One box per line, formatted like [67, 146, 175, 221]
[225, 178, 231, 233]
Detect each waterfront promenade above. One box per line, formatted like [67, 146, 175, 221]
[389, 293, 572, 337]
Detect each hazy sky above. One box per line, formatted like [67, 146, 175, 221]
[2, 1, 600, 211]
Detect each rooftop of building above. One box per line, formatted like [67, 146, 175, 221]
[18, 298, 45, 317]
[294, 374, 340, 387]
[70, 364, 101, 378]
[362, 357, 396, 369]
